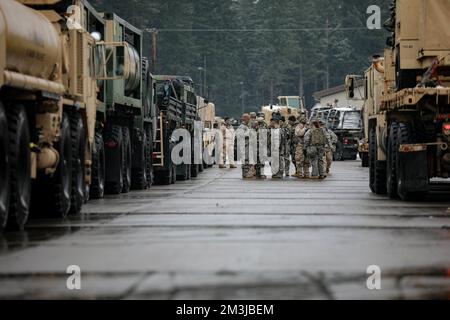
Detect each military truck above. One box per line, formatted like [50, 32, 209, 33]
[261, 96, 307, 125]
[0, 0, 102, 230]
[327, 107, 363, 161]
[62, 2, 154, 197]
[347, 0, 450, 200]
[151, 75, 198, 184]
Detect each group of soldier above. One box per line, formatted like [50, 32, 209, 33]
[218, 111, 338, 181]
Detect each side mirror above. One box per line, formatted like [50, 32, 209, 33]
[345, 75, 358, 99]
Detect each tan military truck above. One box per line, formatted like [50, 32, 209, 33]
[347, 0, 450, 200]
[0, 0, 103, 230]
[261, 96, 307, 125]
[346, 57, 385, 167]
[197, 96, 216, 168]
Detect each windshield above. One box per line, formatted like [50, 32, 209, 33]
[287, 98, 300, 108]
[342, 111, 362, 130]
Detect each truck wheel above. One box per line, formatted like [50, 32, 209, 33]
[199, 161, 204, 173]
[369, 127, 387, 195]
[0, 102, 10, 230]
[171, 163, 177, 184]
[387, 122, 399, 199]
[105, 125, 123, 195]
[6, 105, 31, 229]
[122, 127, 132, 194]
[361, 152, 369, 168]
[145, 128, 154, 188]
[191, 164, 199, 178]
[131, 129, 147, 190]
[396, 123, 426, 201]
[90, 132, 105, 199]
[34, 112, 72, 218]
[69, 114, 86, 215]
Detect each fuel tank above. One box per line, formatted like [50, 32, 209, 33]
[0, 0, 61, 80]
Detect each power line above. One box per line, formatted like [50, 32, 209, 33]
[145, 27, 375, 33]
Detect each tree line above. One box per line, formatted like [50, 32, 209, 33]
[91, 0, 391, 117]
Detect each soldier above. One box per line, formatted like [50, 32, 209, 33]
[219, 118, 237, 169]
[288, 116, 297, 172]
[293, 117, 310, 179]
[280, 116, 292, 177]
[321, 120, 338, 174]
[269, 113, 286, 179]
[304, 118, 328, 179]
[249, 112, 257, 129]
[254, 115, 269, 179]
[238, 113, 255, 179]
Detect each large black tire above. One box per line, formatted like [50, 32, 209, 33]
[334, 142, 344, 161]
[369, 127, 387, 195]
[104, 125, 123, 195]
[397, 122, 426, 201]
[122, 126, 132, 194]
[387, 122, 399, 199]
[131, 129, 147, 190]
[69, 114, 86, 215]
[33, 112, 72, 219]
[6, 105, 31, 229]
[90, 132, 105, 199]
[145, 127, 154, 188]
[0, 102, 10, 230]
[361, 152, 369, 168]
[191, 164, 199, 178]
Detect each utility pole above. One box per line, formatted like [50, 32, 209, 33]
[240, 82, 245, 114]
[299, 55, 304, 98]
[203, 54, 207, 98]
[197, 67, 204, 96]
[149, 28, 158, 74]
[325, 19, 330, 89]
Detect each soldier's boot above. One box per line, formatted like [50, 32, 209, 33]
[230, 165, 237, 169]
[219, 165, 226, 169]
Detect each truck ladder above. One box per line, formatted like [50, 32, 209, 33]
[152, 112, 164, 167]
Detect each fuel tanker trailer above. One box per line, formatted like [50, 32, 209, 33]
[0, 0, 101, 230]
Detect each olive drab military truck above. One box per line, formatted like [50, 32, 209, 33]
[261, 96, 307, 125]
[151, 75, 198, 184]
[0, 0, 103, 230]
[100, 12, 154, 195]
[347, 0, 450, 200]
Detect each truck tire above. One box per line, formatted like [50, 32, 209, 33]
[6, 105, 31, 229]
[396, 122, 428, 201]
[122, 126, 132, 194]
[191, 164, 199, 178]
[69, 114, 86, 215]
[90, 132, 105, 199]
[369, 127, 387, 195]
[387, 122, 399, 199]
[177, 164, 190, 181]
[361, 152, 369, 168]
[34, 112, 72, 219]
[145, 127, 154, 188]
[0, 102, 10, 230]
[104, 125, 123, 195]
[131, 129, 147, 190]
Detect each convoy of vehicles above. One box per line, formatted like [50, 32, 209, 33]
[0, 0, 214, 232]
[346, 0, 450, 200]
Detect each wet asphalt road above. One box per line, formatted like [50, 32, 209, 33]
[0, 161, 449, 299]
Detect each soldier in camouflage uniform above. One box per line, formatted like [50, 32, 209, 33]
[254, 114, 269, 179]
[238, 113, 256, 179]
[304, 118, 329, 179]
[270, 113, 286, 179]
[320, 120, 338, 175]
[293, 117, 310, 179]
[280, 116, 292, 177]
[288, 116, 298, 173]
